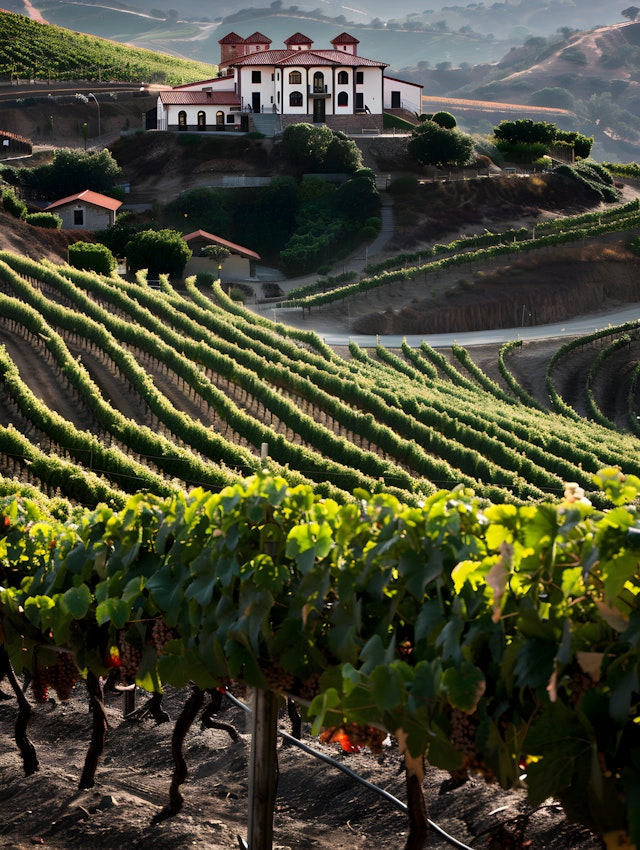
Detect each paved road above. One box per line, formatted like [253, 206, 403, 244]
[279, 306, 640, 350]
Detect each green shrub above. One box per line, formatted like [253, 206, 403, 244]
[68, 241, 117, 275]
[24, 212, 62, 229]
[364, 216, 382, 233]
[431, 111, 457, 129]
[554, 130, 593, 159]
[359, 225, 379, 241]
[2, 187, 27, 219]
[494, 140, 549, 163]
[554, 160, 620, 202]
[125, 229, 192, 278]
[561, 46, 588, 65]
[228, 286, 245, 302]
[627, 236, 640, 255]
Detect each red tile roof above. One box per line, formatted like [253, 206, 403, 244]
[183, 230, 261, 260]
[45, 189, 122, 212]
[284, 32, 313, 44]
[159, 90, 241, 106]
[231, 49, 386, 68]
[245, 31, 271, 43]
[218, 31, 245, 44]
[331, 32, 359, 44]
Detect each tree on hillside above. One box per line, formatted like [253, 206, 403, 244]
[202, 244, 231, 275]
[96, 215, 160, 259]
[528, 87, 575, 111]
[280, 124, 362, 173]
[16, 149, 122, 198]
[281, 123, 334, 169]
[493, 119, 557, 146]
[125, 229, 191, 279]
[554, 130, 593, 159]
[165, 187, 232, 237]
[622, 6, 640, 21]
[407, 122, 474, 168]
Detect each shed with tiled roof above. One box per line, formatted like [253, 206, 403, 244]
[44, 189, 122, 230]
[183, 230, 261, 281]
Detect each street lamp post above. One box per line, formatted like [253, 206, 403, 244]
[87, 93, 101, 139]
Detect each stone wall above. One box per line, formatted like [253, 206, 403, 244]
[278, 113, 384, 134]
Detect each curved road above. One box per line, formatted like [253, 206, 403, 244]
[310, 306, 640, 349]
[270, 189, 640, 349]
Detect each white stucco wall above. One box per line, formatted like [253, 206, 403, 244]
[56, 204, 115, 230]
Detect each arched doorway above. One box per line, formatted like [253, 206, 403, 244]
[178, 110, 187, 130]
[197, 110, 206, 130]
[216, 110, 224, 131]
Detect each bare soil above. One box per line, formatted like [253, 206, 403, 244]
[0, 683, 604, 850]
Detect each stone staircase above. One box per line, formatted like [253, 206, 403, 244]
[250, 112, 283, 137]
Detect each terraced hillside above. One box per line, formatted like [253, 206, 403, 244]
[0, 249, 639, 511]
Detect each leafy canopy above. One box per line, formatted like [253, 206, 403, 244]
[281, 123, 363, 173]
[125, 229, 192, 279]
[15, 149, 122, 198]
[68, 241, 116, 275]
[407, 121, 474, 168]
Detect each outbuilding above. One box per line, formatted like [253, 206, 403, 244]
[44, 189, 122, 230]
[183, 230, 261, 281]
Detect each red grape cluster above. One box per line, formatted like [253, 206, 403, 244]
[31, 652, 79, 703]
[448, 706, 497, 780]
[565, 664, 596, 705]
[151, 618, 175, 653]
[118, 632, 143, 684]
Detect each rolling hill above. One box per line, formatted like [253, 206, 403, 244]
[0, 9, 217, 85]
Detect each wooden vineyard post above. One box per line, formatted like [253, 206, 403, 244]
[247, 688, 279, 850]
[404, 750, 428, 850]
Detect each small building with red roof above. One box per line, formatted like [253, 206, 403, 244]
[44, 189, 122, 230]
[182, 230, 261, 281]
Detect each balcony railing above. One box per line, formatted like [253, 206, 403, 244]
[308, 85, 330, 97]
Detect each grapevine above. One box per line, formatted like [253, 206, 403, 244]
[0, 468, 639, 849]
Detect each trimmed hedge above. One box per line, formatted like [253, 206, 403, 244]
[68, 241, 117, 275]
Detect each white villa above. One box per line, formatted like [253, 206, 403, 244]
[156, 31, 423, 135]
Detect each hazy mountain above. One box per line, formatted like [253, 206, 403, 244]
[8, 0, 629, 72]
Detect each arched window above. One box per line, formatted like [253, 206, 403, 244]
[216, 110, 224, 129]
[337, 91, 348, 107]
[197, 110, 206, 129]
[337, 70, 348, 85]
[288, 70, 302, 85]
[313, 71, 325, 93]
[178, 110, 187, 129]
[289, 90, 303, 107]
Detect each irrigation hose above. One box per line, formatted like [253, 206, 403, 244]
[224, 691, 477, 850]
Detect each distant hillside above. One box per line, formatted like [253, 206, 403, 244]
[0, 10, 217, 85]
[458, 22, 640, 157]
[0, 1, 630, 81]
